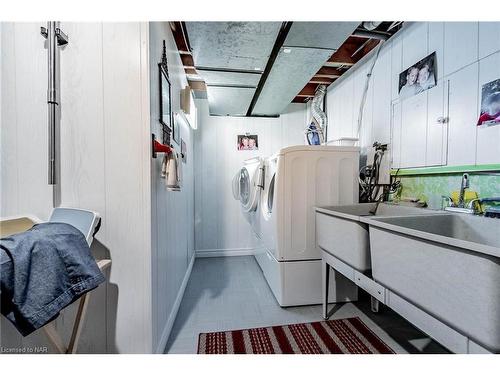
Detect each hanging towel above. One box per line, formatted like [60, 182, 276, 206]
[161, 154, 168, 179]
[163, 151, 181, 191]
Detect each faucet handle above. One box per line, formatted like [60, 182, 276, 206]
[441, 195, 453, 209]
[467, 198, 481, 213]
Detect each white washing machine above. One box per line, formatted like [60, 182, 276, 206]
[255, 145, 360, 306]
[232, 157, 264, 237]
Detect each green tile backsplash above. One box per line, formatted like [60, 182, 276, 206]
[394, 173, 500, 209]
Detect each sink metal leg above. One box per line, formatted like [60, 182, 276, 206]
[371, 296, 380, 313]
[322, 260, 329, 320]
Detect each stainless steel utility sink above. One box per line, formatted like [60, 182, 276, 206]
[315, 203, 435, 271]
[366, 213, 500, 352]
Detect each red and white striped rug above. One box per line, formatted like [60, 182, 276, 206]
[198, 317, 395, 354]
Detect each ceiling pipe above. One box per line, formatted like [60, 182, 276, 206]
[352, 28, 390, 41]
[362, 21, 383, 31]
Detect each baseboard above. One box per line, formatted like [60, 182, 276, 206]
[195, 248, 255, 258]
[155, 253, 195, 354]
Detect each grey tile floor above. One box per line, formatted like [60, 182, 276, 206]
[165, 256, 449, 354]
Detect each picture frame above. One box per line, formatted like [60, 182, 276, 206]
[237, 134, 258, 151]
[477, 78, 500, 127]
[158, 40, 172, 145]
[398, 52, 437, 100]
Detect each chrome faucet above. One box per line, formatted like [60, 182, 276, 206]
[458, 173, 469, 208]
[443, 173, 478, 214]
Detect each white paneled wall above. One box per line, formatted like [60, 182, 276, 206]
[148, 22, 195, 353]
[194, 102, 307, 256]
[326, 22, 500, 170]
[1, 23, 153, 353]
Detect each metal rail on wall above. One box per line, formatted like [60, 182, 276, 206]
[41, 21, 68, 206]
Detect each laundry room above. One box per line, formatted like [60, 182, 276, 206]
[1, 1, 500, 372]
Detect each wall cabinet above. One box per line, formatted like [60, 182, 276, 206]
[426, 80, 448, 166]
[392, 81, 448, 169]
[399, 93, 428, 168]
[329, 22, 499, 170]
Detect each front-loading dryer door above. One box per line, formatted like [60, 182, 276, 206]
[231, 172, 240, 201]
[239, 167, 251, 209]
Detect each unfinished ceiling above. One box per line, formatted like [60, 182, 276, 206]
[184, 22, 281, 116]
[170, 21, 403, 117]
[186, 22, 281, 71]
[252, 22, 359, 116]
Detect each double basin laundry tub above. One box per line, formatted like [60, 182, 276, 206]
[315, 203, 500, 353]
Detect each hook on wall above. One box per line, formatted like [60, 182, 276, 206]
[152, 134, 173, 158]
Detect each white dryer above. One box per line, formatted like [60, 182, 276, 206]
[232, 157, 264, 237]
[255, 145, 360, 306]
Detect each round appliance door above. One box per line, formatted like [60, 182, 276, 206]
[239, 167, 251, 208]
[267, 173, 275, 214]
[231, 172, 240, 201]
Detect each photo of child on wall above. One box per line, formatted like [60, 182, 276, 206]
[477, 78, 500, 126]
[237, 134, 258, 150]
[398, 52, 437, 100]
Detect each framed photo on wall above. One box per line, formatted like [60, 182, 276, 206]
[398, 52, 437, 100]
[158, 40, 172, 145]
[477, 78, 500, 126]
[159, 64, 171, 129]
[237, 134, 258, 150]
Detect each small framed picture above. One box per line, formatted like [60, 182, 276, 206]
[159, 64, 172, 131]
[477, 78, 500, 127]
[237, 134, 258, 151]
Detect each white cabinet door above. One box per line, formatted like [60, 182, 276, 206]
[447, 63, 479, 166]
[400, 93, 428, 168]
[426, 80, 447, 166]
[444, 22, 478, 76]
[476, 51, 500, 165]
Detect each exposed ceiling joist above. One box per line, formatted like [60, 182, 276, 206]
[188, 80, 207, 91]
[310, 77, 335, 85]
[170, 21, 191, 53]
[293, 21, 402, 104]
[170, 21, 208, 98]
[292, 97, 308, 103]
[298, 83, 320, 97]
[180, 54, 195, 68]
[315, 66, 344, 78]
